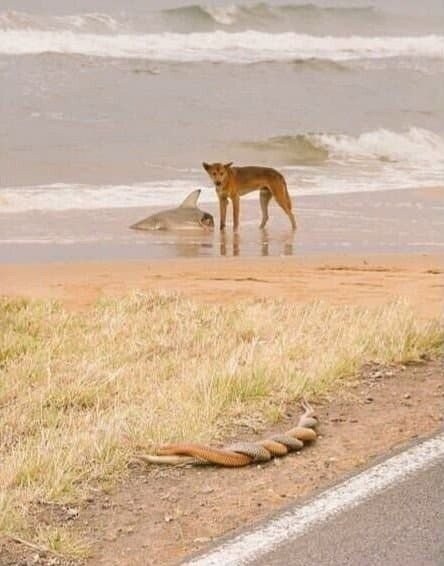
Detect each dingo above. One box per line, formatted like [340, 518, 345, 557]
[203, 162, 296, 231]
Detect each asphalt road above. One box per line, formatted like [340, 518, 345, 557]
[186, 434, 444, 566]
[255, 459, 444, 566]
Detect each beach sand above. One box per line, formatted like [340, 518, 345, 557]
[0, 254, 442, 317]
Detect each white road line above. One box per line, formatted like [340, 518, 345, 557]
[185, 432, 444, 566]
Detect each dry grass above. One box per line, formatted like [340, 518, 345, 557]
[0, 293, 442, 555]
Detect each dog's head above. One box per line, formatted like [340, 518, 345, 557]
[202, 162, 233, 188]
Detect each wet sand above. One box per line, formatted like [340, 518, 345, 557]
[0, 187, 443, 262]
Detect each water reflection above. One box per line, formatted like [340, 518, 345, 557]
[220, 231, 240, 256]
[131, 226, 297, 258]
[219, 228, 295, 257]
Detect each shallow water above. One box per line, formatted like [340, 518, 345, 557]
[0, 189, 442, 262]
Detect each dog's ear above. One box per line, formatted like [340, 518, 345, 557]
[224, 162, 233, 169]
[202, 162, 210, 171]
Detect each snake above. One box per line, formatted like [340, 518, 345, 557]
[135, 400, 318, 467]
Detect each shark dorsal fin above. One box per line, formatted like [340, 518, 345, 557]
[179, 189, 201, 208]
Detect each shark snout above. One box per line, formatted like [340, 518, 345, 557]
[201, 213, 214, 228]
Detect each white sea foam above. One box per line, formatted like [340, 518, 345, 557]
[308, 127, 444, 163]
[56, 13, 119, 32]
[0, 181, 200, 213]
[204, 5, 241, 26]
[0, 170, 440, 214]
[0, 29, 443, 63]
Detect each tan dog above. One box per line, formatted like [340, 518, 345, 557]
[203, 162, 296, 231]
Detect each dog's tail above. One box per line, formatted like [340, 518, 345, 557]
[281, 175, 293, 210]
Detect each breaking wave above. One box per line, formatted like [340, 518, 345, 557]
[314, 128, 444, 163]
[1, 30, 443, 63]
[0, 10, 120, 33]
[0, 4, 379, 34]
[163, 2, 376, 27]
[245, 135, 330, 164]
[248, 128, 444, 164]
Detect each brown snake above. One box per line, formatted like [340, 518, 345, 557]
[136, 400, 318, 467]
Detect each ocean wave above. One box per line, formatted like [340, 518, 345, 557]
[0, 4, 379, 34]
[164, 3, 375, 27]
[0, 10, 120, 33]
[164, 4, 242, 26]
[244, 135, 330, 164]
[311, 128, 444, 163]
[246, 128, 444, 164]
[1, 30, 443, 63]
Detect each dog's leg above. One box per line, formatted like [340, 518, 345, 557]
[259, 188, 272, 229]
[219, 196, 228, 231]
[271, 183, 297, 230]
[232, 195, 240, 232]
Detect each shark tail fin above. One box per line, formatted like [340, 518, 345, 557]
[179, 189, 201, 208]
